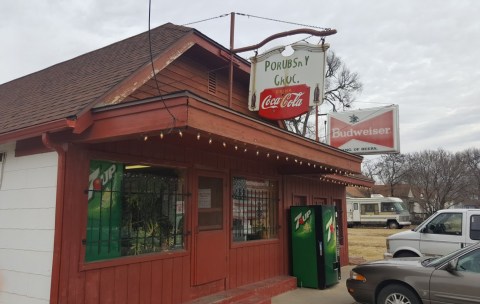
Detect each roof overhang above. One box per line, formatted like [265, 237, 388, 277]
[49, 92, 366, 179]
[0, 118, 76, 145]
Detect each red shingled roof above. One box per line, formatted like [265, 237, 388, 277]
[0, 23, 193, 137]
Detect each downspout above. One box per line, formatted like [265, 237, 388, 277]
[41, 133, 66, 304]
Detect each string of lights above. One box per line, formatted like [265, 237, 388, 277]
[140, 128, 370, 188]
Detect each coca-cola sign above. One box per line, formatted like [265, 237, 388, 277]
[327, 105, 400, 155]
[248, 42, 329, 120]
[258, 85, 310, 120]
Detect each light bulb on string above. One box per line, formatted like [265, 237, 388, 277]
[143, 135, 148, 141]
[160, 132, 164, 139]
[197, 133, 201, 140]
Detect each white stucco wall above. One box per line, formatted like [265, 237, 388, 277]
[0, 143, 57, 304]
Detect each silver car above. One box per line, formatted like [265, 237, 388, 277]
[346, 242, 480, 304]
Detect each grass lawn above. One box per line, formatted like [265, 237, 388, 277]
[347, 227, 412, 261]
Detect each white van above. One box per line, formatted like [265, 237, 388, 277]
[385, 208, 480, 258]
[347, 196, 411, 229]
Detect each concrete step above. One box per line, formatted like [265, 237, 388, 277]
[186, 275, 296, 304]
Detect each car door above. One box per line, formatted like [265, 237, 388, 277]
[419, 212, 464, 256]
[429, 248, 480, 304]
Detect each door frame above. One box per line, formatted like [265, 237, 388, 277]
[191, 169, 229, 286]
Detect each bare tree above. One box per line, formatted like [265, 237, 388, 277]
[285, 51, 362, 137]
[375, 154, 407, 196]
[361, 157, 380, 181]
[459, 148, 480, 206]
[324, 51, 362, 112]
[404, 149, 467, 215]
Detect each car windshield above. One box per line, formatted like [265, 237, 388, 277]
[413, 212, 438, 232]
[394, 202, 407, 211]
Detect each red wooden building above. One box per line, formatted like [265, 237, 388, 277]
[0, 23, 372, 303]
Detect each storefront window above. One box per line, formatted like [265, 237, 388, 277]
[85, 160, 185, 262]
[232, 177, 278, 242]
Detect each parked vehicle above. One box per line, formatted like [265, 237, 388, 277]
[347, 196, 411, 229]
[347, 242, 480, 304]
[385, 208, 480, 258]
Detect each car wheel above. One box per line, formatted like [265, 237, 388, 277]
[388, 221, 399, 229]
[377, 284, 421, 304]
[395, 251, 418, 258]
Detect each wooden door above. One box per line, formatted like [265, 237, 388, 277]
[193, 172, 227, 285]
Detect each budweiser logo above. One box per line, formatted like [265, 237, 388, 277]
[258, 84, 310, 120]
[330, 111, 394, 148]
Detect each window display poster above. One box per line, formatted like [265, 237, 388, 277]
[198, 188, 211, 209]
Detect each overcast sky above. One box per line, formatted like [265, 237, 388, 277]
[1, 0, 479, 154]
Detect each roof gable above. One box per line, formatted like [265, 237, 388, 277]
[0, 23, 193, 138]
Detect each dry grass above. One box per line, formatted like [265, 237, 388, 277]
[347, 227, 411, 261]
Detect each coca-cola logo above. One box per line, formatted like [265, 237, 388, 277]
[261, 92, 304, 110]
[258, 84, 310, 120]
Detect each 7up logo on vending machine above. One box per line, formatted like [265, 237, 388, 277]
[325, 214, 335, 243]
[322, 206, 337, 269]
[294, 209, 312, 231]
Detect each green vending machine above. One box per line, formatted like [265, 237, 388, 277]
[290, 205, 340, 289]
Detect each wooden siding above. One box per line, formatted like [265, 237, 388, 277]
[55, 137, 350, 303]
[124, 47, 259, 120]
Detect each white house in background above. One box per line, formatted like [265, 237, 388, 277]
[0, 143, 57, 303]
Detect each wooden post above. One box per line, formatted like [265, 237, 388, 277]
[228, 12, 235, 108]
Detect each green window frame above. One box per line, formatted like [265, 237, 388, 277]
[85, 160, 186, 262]
[232, 177, 278, 242]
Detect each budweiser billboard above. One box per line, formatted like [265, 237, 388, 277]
[248, 42, 329, 120]
[326, 105, 400, 155]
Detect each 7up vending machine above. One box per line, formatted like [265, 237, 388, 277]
[290, 205, 340, 289]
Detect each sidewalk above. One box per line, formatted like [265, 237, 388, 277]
[271, 265, 358, 304]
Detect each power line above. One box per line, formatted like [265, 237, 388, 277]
[148, 0, 176, 124]
[181, 12, 332, 31]
[235, 12, 332, 31]
[182, 13, 230, 26]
